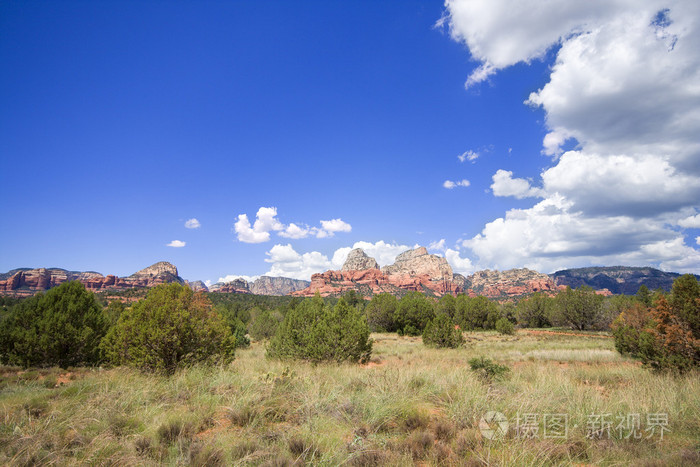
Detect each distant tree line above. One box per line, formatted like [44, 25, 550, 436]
[1, 275, 696, 372]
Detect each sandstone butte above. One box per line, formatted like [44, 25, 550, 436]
[291, 246, 563, 300]
[0, 261, 187, 297]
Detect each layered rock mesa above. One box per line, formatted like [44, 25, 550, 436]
[550, 266, 699, 295]
[0, 262, 190, 297]
[292, 247, 463, 298]
[292, 247, 562, 299]
[461, 268, 560, 299]
[208, 276, 310, 296]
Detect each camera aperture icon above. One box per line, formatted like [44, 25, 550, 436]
[479, 411, 509, 440]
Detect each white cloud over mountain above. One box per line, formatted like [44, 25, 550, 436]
[217, 274, 260, 284]
[442, 0, 700, 273]
[257, 240, 476, 281]
[264, 243, 333, 280]
[166, 240, 186, 248]
[234, 207, 352, 243]
[257, 240, 420, 280]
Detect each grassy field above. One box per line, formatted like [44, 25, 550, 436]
[1, 330, 698, 466]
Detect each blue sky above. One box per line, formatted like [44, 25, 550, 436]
[1, 1, 699, 284]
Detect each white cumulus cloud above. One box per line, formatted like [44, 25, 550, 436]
[443, 179, 470, 189]
[678, 213, 700, 229]
[217, 274, 260, 284]
[234, 207, 351, 242]
[320, 218, 352, 235]
[278, 223, 311, 239]
[428, 239, 447, 252]
[166, 240, 186, 248]
[264, 244, 332, 280]
[234, 207, 284, 243]
[445, 248, 475, 275]
[491, 170, 544, 199]
[184, 218, 201, 229]
[441, 0, 700, 272]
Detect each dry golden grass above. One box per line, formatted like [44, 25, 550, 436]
[0, 330, 698, 465]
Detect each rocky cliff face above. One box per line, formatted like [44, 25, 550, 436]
[249, 276, 310, 296]
[131, 261, 179, 278]
[185, 280, 209, 292]
[341, 248, 380, 271]
[381, 247, 453, 281]
[208, 278, 251, 294]
[292, 247, 462, 298]
[291, 248, 568, 299]
[550, 266, 698, 294]
[0, 262, 185, 296]
[463, 268, 560, 299]
[208, 276, 309, 296]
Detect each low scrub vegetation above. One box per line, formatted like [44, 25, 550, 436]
[0, 331, 697, 465]
[612, 274, 699, 372]
[0, 281, 108, 368]
[267, 295, 373, 363]
[101, 283, 236, 374]
[422, 313, 464, 348]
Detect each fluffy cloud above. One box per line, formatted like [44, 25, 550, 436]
[184, 218, 201, 229]
[264, 244, 332, 280]
[491, 170, 544, 199]
[217, 274, 259, 284]
[428, 239, 447, 252]
[458, 150, 480, 163]
[678, 213, 700, 229]
[442, 0, 636, 88]
[234, 207, 352, 242]
[541, 152, 700, 218]
[445, 248, 475, 275]
[320, 218, 352, 235]
[278, 223, 310, 239]
[442, 1, 700, 272]
[443, 179, 470, 189]
[234, 207, 283, 243]
[462, 195, 700, 273]
[166, 240, 186, 248]
[427, 240, 476, 275]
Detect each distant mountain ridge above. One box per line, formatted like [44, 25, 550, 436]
[0, 262, 187, 297]
[1, 261, 695, 299]
[292, 247, 559, 299]
[292, 247, 463, 298]
[550, 266, 699, 294]
[209, 276, 310, 296]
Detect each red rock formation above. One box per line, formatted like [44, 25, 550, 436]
[0, 262, 185, 296]
[292, 268, 463, 298]
[290, 249, 577, 299]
